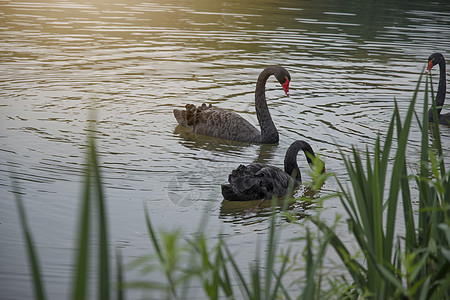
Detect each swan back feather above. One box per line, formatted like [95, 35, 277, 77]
[174, 104, 262, 142]
[221, 163, 293, 201]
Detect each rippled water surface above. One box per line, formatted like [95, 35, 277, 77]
[1, 0, 450, 298]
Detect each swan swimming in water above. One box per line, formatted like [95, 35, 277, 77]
[426, 52, 450, 125]
[221, 140, 324, 201]
[173, 66, 291, 144]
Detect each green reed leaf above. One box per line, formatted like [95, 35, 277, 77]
[71, 150, 92, 300]
[115, 248, 125, 300]
[89, 135, 110, 300]
[14, 186, 47, 300]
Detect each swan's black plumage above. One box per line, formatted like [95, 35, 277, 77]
[427, 53, 450, 125]
[173, 66, 291, 144]
[221, 140, 323, 201]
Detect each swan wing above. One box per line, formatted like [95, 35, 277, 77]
[254, 166, 293, 198]
[223, 164, 290, 201]
[174, 104, 261, 142]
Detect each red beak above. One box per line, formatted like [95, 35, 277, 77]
[282, 78, 290, 95]
[426, 60, 434, 74]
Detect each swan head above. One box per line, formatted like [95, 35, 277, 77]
[274, 66, 291, 95]
[426, 52, 444, 74]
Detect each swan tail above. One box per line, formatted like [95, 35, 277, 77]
[173, 103, 214, 128]
[173, 109, 187, 127]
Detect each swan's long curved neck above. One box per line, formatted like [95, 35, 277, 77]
[284, 141, 315, 183]
[435, 59, 447, 111]
[255, 67, 279, 144]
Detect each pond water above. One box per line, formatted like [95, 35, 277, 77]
[1, 0, 450, 298]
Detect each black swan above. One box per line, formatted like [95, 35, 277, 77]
[426, 52, 450, 125]
[221, 140, 324, 201]
[173, 66, 291, 144]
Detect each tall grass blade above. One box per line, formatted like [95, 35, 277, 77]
[251, 260, 261, 300]
[271, 247, 291, 300]
[385, 96, 415, 260]
[89, 136, 110, 299]
[300, 229, 315, 300]
[215, 243, 234, 298]
[143, 203, 177, 297]
[310, 217, 366, 287]
[115, 248, 125, 300]
[13, 185, 47, 300]
[400, 73, 429, 253]
[143, 204, 163, 263]
[222, 242, 252, 298]
[264, 203, 278, 299]
[71, 117, 113, 300]
[379, 112, 396, 193]
[71, 151, 92, 300]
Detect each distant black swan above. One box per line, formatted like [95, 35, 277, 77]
[221, 140, 324, 201]
[173, 66, 291, 144]
[426, 52, 450, 125]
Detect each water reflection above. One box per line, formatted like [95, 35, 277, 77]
[252, 143, 278, 164]
[175, 125, 279, 163]
[174, 125, 250, 154]
[219, 185, 318, 225]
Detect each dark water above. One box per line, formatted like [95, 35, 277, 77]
[1, 0, 450, 298]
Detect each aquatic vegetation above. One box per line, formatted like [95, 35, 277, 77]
[311, 70, 450, 299]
